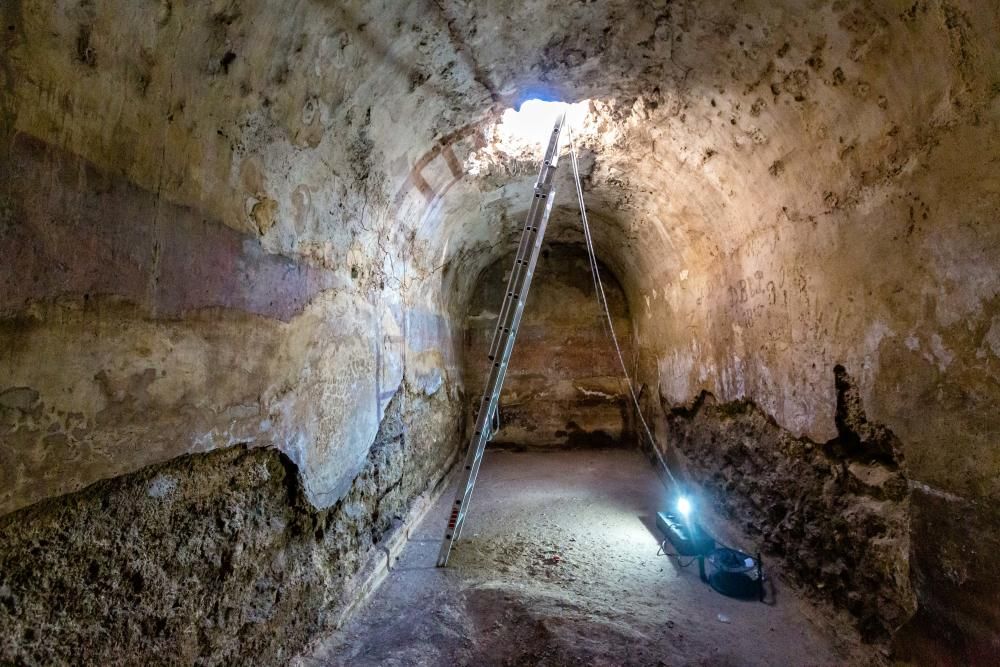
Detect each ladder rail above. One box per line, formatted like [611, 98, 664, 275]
[487, 147, 558, 361]
[437, 114, 565, 567]
[487, 197, 540, 361]
[452, 188, 555, 541]
[447, 186, 556, 545]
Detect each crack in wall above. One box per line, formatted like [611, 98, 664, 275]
[660, 365, 915, 642]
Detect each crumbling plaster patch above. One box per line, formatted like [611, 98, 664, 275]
[267, 290, 404, 508]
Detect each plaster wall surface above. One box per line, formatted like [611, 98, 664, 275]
[0, 134, 462, 515]
[0, 391, 460, 664]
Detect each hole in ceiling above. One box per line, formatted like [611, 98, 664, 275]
[497, 99, 590, 146]
[467, 98, 593, 174]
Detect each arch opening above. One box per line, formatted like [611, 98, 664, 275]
[463, 242, 635, 449]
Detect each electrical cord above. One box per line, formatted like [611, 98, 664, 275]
[567, 130, 770, 577]
[656, 540, 699, 567]
[566, 127, 679, 488]
[566, 125, 776, 584]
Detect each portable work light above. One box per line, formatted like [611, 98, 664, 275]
[656, 492, 714, 557]
[676, 495, 692, 519]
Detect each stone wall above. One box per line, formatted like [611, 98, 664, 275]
[894, 483, 1000, 664]
[663, 366, 914, 642]
[0, 390, 460, 665]
[464, 244, 633, 448]
[0, 132, 462, 518]
[0, 40, 466, 661]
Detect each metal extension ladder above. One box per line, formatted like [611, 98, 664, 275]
[436, 113, 566, 567]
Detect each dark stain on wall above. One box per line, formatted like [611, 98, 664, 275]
[894, 488, 1000, 666]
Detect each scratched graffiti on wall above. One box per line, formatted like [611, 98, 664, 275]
[726, 268, 788, 330]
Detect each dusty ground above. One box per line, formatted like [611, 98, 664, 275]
[297, 448, 875, 666]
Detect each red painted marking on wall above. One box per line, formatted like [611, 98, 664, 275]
[1, 133, 337, 322]
[442, 146, 464, 179]
[410, 169, 436, 204]
[392, 123, 482, 213]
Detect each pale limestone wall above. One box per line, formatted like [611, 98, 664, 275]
[2, 0, 472, 515]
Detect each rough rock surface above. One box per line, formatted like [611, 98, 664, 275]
[894, 486, 1000, 664]
[0, 391, 458, 665]
[663, 366, 915, 641]
[464, 244, 633, 448]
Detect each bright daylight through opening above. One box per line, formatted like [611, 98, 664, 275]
[495, 99, 590, 148]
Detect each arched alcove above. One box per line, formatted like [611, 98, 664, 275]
[463, 242, 633, 448]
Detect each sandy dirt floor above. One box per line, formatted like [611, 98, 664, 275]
[296, 448, 877, 666]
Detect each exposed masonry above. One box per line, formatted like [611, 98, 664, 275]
[464, 245, 635, 449]
[0, 391, 460, 665]
[662, 365, 915, 642]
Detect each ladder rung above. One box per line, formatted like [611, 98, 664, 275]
[437, 111, 564, 568]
